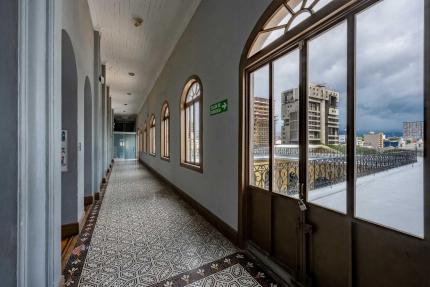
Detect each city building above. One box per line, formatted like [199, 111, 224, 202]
[356, 137, 365, 147]
[253, 97, 270, 147]
[384, 138, 402, 148]
[364, 132, 385, 149]
[403, 121, 424, 141]
[282, 84, 340, 145]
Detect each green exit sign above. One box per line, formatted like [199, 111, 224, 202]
[210, 99, 228, 116]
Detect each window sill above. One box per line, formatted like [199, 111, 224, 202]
[180, 162, 203, 173]
[161, 156, 170, 162]
[149, 153, 156, 157]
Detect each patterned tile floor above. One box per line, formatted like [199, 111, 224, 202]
[64, 160, 278, 287]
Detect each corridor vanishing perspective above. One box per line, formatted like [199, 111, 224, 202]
[2, 0, 429, 286]
[64, 161, 277, 287]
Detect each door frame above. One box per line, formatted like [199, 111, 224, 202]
[238, 0, 430, 285]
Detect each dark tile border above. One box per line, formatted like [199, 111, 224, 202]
[62, 169, 112, 287]
[152, 252, 279, 287]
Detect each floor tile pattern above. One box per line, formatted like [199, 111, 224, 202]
[63, 169, 111, 287]
[64, 161, 279, 287]
[154, 252, 278, 287]
[77, 161, 237, 286]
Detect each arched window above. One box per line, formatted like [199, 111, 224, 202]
[149, 114, 156, 155]
[161, 102, 170, 160]
[180, 76, 203, 171]
[143, 121, 147, 154]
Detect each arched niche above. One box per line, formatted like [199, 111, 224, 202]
[61, 29, 79, 227]
[84, 76, 93, 203]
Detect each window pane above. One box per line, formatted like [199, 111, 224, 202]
[186, 106, 191, 162]
[273, 49, 300, 197]
[289, 12, 311, 30]
[311, 0, 333, 12]
[191, 103, 195, 163]
[195, 101, 200, 164]
[307, 22, 347, 213]
[166, 118, 169, 157]
[356, 0, 424, 237]
[250, 65, 270, 190]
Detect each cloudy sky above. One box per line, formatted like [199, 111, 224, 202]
[252, 0, 424, 136]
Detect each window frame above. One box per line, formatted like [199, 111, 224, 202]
[149, 114, 156, 156]
[143, 120, 147, 154]
[160, 101, 170, 161]
[240, 0, 429, 240]
[180, 76, 203, 173]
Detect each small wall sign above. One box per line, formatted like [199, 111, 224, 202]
[210, 99, 228, 116]
[61, 130, 68, 172]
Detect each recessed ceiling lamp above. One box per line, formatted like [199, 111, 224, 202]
[133, 17, 143, 27]
[124, 104, 128, 106]
[127, 92, 132, 96]
[128, 72, 135, 77]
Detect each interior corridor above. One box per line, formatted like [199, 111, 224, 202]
[63, 161, 277, 286]
[1, 0, 429, 286]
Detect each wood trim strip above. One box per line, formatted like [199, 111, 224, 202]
[61, 223, 79, 239]
[140, 159, 237, 245]
[84, 195, 94, 206]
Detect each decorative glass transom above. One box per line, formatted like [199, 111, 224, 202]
[249, 0, 333, 57]
[186, 81, 201, 103]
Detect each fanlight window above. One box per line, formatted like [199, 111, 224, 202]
[249, 0, 333, 57]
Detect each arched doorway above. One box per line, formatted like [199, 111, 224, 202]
[61, 30, 79, 235]
[239, 0, 429, 286]
[84, 77, 93, 205]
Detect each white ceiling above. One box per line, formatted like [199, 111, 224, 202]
[87, 0, 201, 116]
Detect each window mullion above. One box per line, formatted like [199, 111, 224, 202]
[346, 14, 356, 218]
[193, 102, 196, 164]
[269, 62, 274, 192]
[299, 40, 308, 203]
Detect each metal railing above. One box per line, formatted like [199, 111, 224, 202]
[252, 149, 418, 195]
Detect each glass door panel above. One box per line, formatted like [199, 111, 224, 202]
[272, 49, 301, 197]
[250, 65, 271, 190]
[307, 21, 347, 213]
[355, 0, 424, 237]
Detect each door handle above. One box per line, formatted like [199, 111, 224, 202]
[298, 183, 307, 211]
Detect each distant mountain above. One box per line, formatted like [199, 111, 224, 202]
[354, 130, 403, 137]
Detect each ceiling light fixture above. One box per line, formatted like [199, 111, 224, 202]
[128, 72, 135, 77]
[124, 104, 128, 106]
[127, 92, 132, 96]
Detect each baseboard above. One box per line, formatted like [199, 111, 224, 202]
[84, 195, 94, 206]
[78, 208, 86, 231]
[61, 222, 79, 239]
[58, 275, 65, 287]
[139, 159, 238, 245]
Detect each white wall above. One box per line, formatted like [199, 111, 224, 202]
[62, 0, 95, 223]
[137, 0, 271, 230]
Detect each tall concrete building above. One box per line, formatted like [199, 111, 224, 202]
[364, 132, 385, 149]
[282, 84, 340, 145]
[253, 97, 270, 147]
[403, 121, 424, 140]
